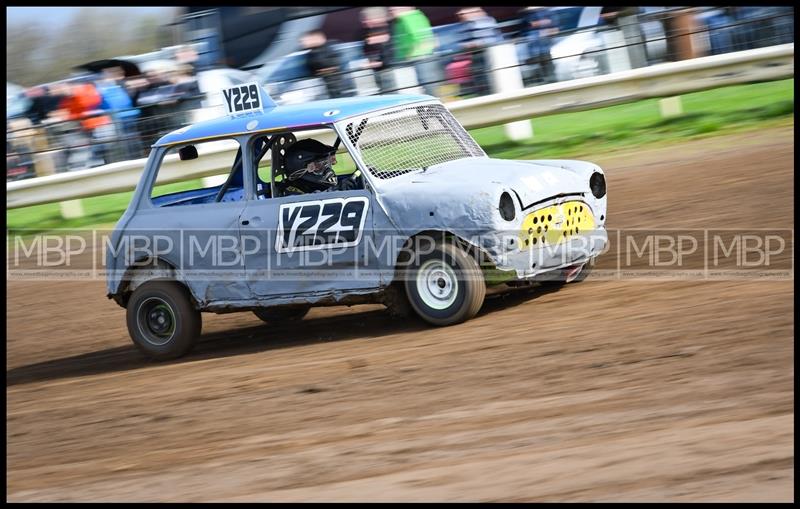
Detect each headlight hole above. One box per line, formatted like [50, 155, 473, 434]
[499, 192, 515, 221]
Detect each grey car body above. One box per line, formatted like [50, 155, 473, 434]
[106, 92, 607, 358]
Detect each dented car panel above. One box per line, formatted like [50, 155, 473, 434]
[107, 92, 607, 311]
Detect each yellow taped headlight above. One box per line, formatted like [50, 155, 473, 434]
[519, 201, 596, 249]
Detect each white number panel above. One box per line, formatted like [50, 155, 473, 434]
[222, 82, 265, 115]
[276, 197, 370, 253]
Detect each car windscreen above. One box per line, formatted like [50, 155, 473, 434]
[343, 103, 485, 180]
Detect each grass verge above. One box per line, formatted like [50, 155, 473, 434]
[7, 78, 793, 235]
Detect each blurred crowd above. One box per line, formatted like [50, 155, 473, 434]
[292, 6, 793, 98]
[299, 6, 512, 98]
[7, 45, 202, 179]
[6, 6, 794, 181]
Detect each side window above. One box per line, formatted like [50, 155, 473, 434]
[254, 140, 358, 181]
[332, 149, 357, 175]
[150, 138, 246, 207]
[252, 131, 365, 200]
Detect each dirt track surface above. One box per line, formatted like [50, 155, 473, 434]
[7, 127, 794, 502]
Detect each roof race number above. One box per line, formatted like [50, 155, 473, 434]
[222, 82, 265, 115]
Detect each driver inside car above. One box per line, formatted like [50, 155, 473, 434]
[281, 138, 361, 195]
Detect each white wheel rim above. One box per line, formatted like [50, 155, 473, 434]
[416, 259, 459, 310]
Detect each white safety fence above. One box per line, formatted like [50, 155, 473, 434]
[6, 43, 793, 209]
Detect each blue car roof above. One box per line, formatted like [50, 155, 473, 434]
[154, 94, 435, 147]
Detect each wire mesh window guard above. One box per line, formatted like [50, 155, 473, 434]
[345, 103, 486, 180]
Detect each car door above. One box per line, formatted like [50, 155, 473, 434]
[239, 136, 382, 299]
[126, 140, 250, 304]
[240, 189, 381, 298]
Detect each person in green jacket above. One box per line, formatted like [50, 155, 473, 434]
[388, 7, 441, 95]
[388, 6, 435, 62]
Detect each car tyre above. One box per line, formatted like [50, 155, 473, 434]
[405, 240, 486, 326]
[126, 280, 201, 361]
[253, 305, 311, 323]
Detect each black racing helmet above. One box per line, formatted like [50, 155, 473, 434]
[285, 138, 336, 178]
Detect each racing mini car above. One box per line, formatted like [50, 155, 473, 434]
[107, 83, 608, 360]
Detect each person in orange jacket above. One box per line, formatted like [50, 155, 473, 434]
[60, 80, 110, 130]
[58, 78, 115, 167]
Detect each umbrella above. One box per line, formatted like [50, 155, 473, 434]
[75, 59, 142, 77]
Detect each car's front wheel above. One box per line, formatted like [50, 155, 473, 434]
[404, 240, 486, 326]
[126, 280, 201, 361]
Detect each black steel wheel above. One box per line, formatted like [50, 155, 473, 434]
[126, 280, 201, 361]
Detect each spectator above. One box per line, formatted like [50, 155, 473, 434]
[388, 6, 435, 62]
[360, 7, 392, 72]
[123, 75, 150, 109]
[170, 64, 201, 98]
[133, 68, 182, 149]
[388, 7, 440, 95]
[729, 6, 793, 49]
[58, 77, 114, 168]
[97, 66, 141, 161]
[170, 64, 203, 126]
[6, 117, 38, 180]
[24, 85, 65, 125]
[456, 7, 503, 50]
[174, 44, 200, 75]
[136, 69, 177, 107]
[38, 81, 74, 171]
[301, 30, 344, 99]
[521, 6, 558, 83]
[703, 8, 737, 55]
[598, 6, 625, 27]
[19, 85, 65, 175]
[451, 7, 504, 95]
[443, 54, 473, 92]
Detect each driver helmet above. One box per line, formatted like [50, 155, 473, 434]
[285, 138, 337, 180]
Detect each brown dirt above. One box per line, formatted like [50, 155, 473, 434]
[6, 127, 794, 502]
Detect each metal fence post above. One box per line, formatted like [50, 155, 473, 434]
[600, 29, 633, 74]
[485, 42, 533, 141]
[658, 96, 684, 118]
[31, 129, 56, 177]
[384, 66, 424, 94]
[59, 199, 85, 219]
[619, 14, 649, 68]
[350, 68, 380, 96]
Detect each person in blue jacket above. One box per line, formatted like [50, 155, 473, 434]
[521, 7, 558, 83]
[97, 66, 142, 160]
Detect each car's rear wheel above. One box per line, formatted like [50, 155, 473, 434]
[253, 305, 311, 323]
[404, 240, 486, 326]
[126, 280, 201, 361]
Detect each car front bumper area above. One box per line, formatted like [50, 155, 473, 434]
[496, 227, 608, 280]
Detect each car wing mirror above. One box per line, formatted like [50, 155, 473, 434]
[179, 145, 198, 161]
